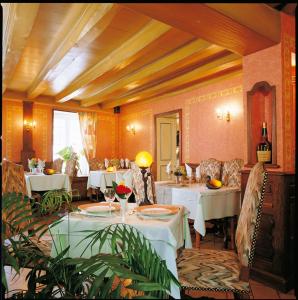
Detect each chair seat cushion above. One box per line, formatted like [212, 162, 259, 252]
[177, 248, 249, 293]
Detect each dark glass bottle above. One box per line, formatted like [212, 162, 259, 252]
[257, 122, 272, 163]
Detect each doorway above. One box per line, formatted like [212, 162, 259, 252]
[155, 110, 182, 181]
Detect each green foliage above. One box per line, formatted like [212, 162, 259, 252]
[40, 189, 73, 215]
[78, 224, 179, 298]
[2, 192, 179, 299]
[2, 192, 50, 291]
[56, 146, 74, 161]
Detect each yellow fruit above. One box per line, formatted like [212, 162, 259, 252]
[45, 168, 55, 175]
[209, 179, 222, 188]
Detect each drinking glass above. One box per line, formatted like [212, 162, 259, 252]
[103, 188, 116, 214]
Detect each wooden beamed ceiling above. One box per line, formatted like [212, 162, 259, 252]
[2, 3, 283, 110]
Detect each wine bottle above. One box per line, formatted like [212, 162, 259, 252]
[257, 122, 272, 163]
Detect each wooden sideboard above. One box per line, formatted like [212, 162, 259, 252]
[72, 176, 88, 200]
[241, 170, 295, 292]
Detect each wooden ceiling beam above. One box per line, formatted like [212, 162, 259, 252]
[80, 39, 212, 107]
[204, 4, 280, 43]
[3, 89, 104, 112]
[27, 3, 115, 99]
[137, 69, 243, 108]
[2, 3, 40, 93]
[122, 3, 279, 55]
[56, 20, 171, 103]
[101, 53, 241, 109]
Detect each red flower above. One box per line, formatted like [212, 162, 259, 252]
[116, 185, 131, 195]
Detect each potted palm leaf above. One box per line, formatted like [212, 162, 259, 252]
[2, 192, 179, 299]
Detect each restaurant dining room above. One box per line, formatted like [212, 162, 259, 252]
[1, 3, 296, 299]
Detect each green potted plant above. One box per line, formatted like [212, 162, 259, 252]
[2, 192, 179, 299]
[56, 146, 81, 175]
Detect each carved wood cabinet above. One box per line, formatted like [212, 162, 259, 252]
[241, 170, 295, 292]
[72, 176, 88, 200]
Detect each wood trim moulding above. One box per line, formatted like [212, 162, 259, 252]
[282, 32, 295, 173]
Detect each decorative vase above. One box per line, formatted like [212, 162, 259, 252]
[116, 195, 128, 222]
[175, 175, 182, 184]
[32, 167, 39, 174]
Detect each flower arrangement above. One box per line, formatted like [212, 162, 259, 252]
[173, 166, 186, 177]
[110, 158, 120, 169]
[28, 157, 38, 169]
[112, 181, 132, 199]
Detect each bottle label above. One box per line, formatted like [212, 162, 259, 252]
[257, 150, 271, 162]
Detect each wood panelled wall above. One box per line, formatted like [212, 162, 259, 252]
[2, 98, 117, 163]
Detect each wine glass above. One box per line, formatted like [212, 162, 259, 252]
[103, 188, 116, 214]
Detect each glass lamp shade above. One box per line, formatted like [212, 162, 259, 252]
[135, 151, 153, 168]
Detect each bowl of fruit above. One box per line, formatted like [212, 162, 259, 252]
[206, 176, 222, 189]
[44, 168, 56, 175]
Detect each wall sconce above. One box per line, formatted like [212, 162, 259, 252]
[24, 120, 36, 131]
[216, 109, 230, 122]
[126, 124, 136, 135]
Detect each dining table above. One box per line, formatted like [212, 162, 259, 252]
[155, 181, 241, 247]
[87, 169, 131, 192]
[49, 203, 192, 299]
[25, 172, 71, 198]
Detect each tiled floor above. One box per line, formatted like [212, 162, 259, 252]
[187, 225, 296, 299]
[4, 201, 296, 299]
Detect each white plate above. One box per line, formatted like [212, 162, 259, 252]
[138, 207, 173, 217]
[85, 206, 115, 214]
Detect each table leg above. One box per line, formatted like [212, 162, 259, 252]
[230, 216, 235, 250]
[223, 218, 228, 249]
[195, 231, 200, 248]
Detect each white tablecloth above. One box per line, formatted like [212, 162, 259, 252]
[87, 170, 129, 192]
[25, 173, 71, 198]
[49, 203, 191, 299]
[155, 181, 241, 236]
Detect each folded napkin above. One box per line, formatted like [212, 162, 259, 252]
[185, 163, 192, 178]
[196, 165, 201, 179]
[104, 158, 109, 169]
[116, 170, 133, 188]
[166, 161, 172, 175]
[125, 158, 130, 169]
[38, 159, 45, 169]
[120, 158, 124, 168]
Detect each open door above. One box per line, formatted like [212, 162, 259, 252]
[156, 116, 178, 181]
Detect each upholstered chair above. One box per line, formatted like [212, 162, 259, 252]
[222, 158, 244, 189]
[2, 159, 32, 237]
[177, 162, 267, 298]
[110, 158, 121, 169]
[64, 158, 78, 182]
[130, 162, 155, 205]
[196, 158, 222, 183]
[64, 156, 80, 200]
[88, 158, 101, 171]
[52, 158, 63, 173]
[87, 158, 102, 201]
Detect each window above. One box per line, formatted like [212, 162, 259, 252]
[53, 110, 89, 175]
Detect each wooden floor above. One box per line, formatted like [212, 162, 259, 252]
[4, 199, 296, 299]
